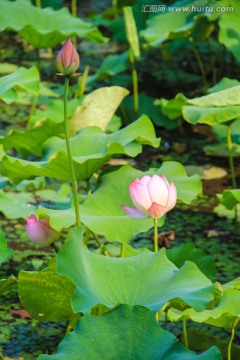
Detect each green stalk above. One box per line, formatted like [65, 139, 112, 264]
[0, 352, 4, 360]
[86, 180, 91, 196]
[189, 37, 208, 90]
[128, 49, 139, 117]
[71, 0, 77, 47]
[120, 243, 125, 258]
[27, 94, 38, 129]
[36, 0, 41, 8]
[227, 124, 238, 235]
[64, 76, 81, 226]
[228, 318, 239, 360]
[183, 319, 189, 349]
[154, 218, 158, 252]
[51, 242, 59, 254]
[76, 65, 90, 98]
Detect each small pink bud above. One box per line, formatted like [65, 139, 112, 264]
[122, 174, 177, 220]
[26, 215, 59, 247]
[55, 38, 80, 76]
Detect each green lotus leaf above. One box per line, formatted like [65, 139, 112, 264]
[69, 86, 129, 134]
[56, 227, 215, 314]
[0, 67, 39, 104]
[38, 305, 221, 360]
[0, 0, 106, 48]
[18, 260, 76, 322]
[218, 0, 240, 61]
[0, 190, 37, 219]
[0, 115, 159, 183]
[141, 2, 214, 47]
[217, 189, 240, 210]
[37, 161, 202, 243]
[168, 287, 240, 329]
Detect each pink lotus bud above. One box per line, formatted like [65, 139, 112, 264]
[55, 38, 80, 76]
[122, 174, 177, 220]
[26, 215, 59, 247]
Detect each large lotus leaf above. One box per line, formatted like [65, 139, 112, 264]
[38, 305, 222, 360]
[0, 0, 106, 48]
[208, 77, 240, 94]
[56, 227, 215, 314]
[218, 0, 240, 61]
[168, 287, 240, 329]
[0, 190, 37, 219]
[0, 67, 39, 104]
[182, 105, 240, 125]
[141, 1, 214, 47]
[69, 86, 129, 134]
[2, 119, 64, 157]
[37, 161, 202, 242]
[18, 260, 75, 322]
[217, 189, 240, 210]
[96, 52, 129, 80]
[166, 243, 216, 280]
[187, 86, 240, 107]
[214, 203, 240, 219]
[0, 115, 159, 183]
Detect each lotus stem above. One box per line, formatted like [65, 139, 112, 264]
[154, 218, 158, 252]
[189, 37, 208, 90]
[227, 124, 238, 236]
[64, 76, 81, 226]
[27, 94, 38, 129]
[76, 65, 90, 97]
[183, 319, 189, 349]
[128, 48, 139, 117]
[36, 0, 41, 8]
[228, 318, 239, 360]
[120, 243, 125, 258]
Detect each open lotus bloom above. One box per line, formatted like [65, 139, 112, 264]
[122, 174, 177, 220]
[26, 215, 60, 246]
[55, 38, 80, 76]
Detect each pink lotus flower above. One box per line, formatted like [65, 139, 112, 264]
[26, 215, 59, 246]
[56, 38, 80, 76]
[122, 174, 177, 219]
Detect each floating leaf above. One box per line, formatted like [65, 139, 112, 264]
[0, 67, 39, 104]
[56, 227, 215, 314]
[18, 260, 75, 322]
[0, 0, 106, 48]
[38, 305, 221, 360]
[0, 115, 159, 183]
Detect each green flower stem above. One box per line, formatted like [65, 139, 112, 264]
[36, 0, 41, 8]
[227, 124, 238, 235]
[228, 318, 239, 360]
[27, 94, 38, 129]
[0, 352, 4, 360]
[76, 65, 90, 97]
[86, 180, 91, 196]
[71, 0, 77, 47]
[120, 243, 125, 258]
[183, 319, 189, 349]
[189, 37, 208, 90]
[64, 76, 81, 226]
[128, 48, 139, 117]
[90, 231, 102, 248]
[154, 218, 159, 252]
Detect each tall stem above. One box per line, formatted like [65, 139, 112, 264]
[120, 243, 125, 258]
[36, 0, 41, 8]
[183, 319, 189, 349]
[64, 76, 81, 226]
[189, 37, 208, 90]
[128, 49, 139, 117]
[228, 318, 239, 360]
[153, 218, 158, 252]
[71, 0, 77, 47]
[227, 124, 238, 235]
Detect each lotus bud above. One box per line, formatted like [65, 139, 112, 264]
[55, 38, 80, 76]
[122, 174, 177, 220]
[26, 215, 60, 247]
